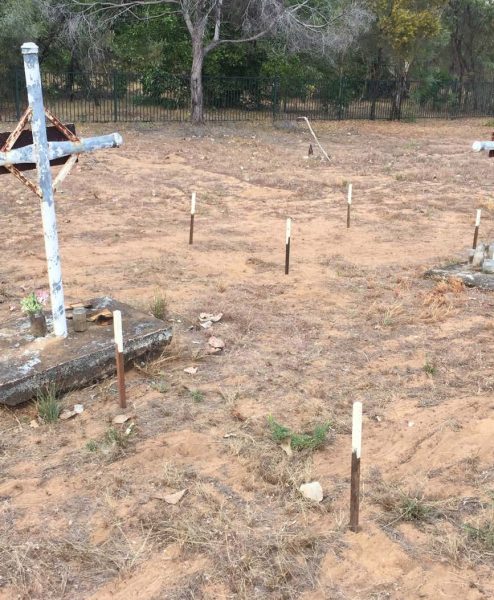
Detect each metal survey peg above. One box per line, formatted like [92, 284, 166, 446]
[350, 401, 362, 532]
[22, 42, 67, 337]
[285, 217, 291, 275]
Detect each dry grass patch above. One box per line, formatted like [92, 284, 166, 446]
[144, 480, 332, 599]
[0, 526, 151, 599]
[371, 479, 456, 527]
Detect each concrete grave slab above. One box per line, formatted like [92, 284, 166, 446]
[425, 262, 494, 290]
[0, 297, 172, 406]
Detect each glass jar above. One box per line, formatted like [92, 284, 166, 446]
[73, 307, 87, 332]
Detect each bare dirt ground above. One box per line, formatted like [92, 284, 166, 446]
[1, 118, 494, 599]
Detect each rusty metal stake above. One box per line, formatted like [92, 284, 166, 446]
[285, 218, 291, 275]
[113, 310, 126, 409]
[470, 209, 481, 264]
[350, 401, 362, 532]
[189, 192, 196, 245]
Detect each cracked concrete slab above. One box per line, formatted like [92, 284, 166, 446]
[0, 297, 172, 406]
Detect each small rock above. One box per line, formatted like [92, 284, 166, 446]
[74, 404, 84, 414]
[299, 482, 323, 502]
[30, 419, 39, 429]
[60, 409, 77, 421]
[208, 336, 225, 350]
[184, 367, 198, 375]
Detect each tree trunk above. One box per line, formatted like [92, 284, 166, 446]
[369, 47, 383, 120]
[190, 39, 205, 124]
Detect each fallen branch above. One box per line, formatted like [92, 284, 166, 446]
[297, 116, 331, 161]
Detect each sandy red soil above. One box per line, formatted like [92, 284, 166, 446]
[1, 118, 494, 599]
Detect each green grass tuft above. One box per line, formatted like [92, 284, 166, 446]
[149, 292, 168, 321]
[36, 384, 61, 423]
[267, 416, 331, 451]
[190, 389, 204, 403]
[464, 520, 494, 552]
[86, 440, 99, 452]
[423, 360, 436, 375]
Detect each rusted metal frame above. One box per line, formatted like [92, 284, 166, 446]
[0, 107, 32, 152]
[0, 107, 41, 195]
[46, 108, 80, 191]
[45, 108, 80, 143]
[5, 166, 42, 197]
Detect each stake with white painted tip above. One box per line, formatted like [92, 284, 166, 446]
[470, 209, 482, 264]
[285, 217, 291, 275]
[347, 184, 353, 229]
[113, 310, 126, 409]
[350, 401, 362, 532]
[189, 192, 196, 245]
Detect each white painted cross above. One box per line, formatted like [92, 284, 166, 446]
[3, 43, 123, 337]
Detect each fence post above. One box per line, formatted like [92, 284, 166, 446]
[112, 71, 118, 122]
[272, 76, 280, 122]
[14, 68, 21, 120]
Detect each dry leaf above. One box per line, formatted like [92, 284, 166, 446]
[87, 308, 113, 324]
[184, 367, 198, 375]
[199, 312, 223, 323]
[280, 437, 292, 457]
[208, 336, 225, 350]
[112, 413, 134, 424]
[154, 489, 187, 505]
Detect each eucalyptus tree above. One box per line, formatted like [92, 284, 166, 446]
[72, 0, 372, 123]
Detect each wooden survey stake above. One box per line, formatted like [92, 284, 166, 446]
[189, 192, 196, 245]
[350, 401, 362, 532]
[285, 218, 291, 275]
[113, 310, 126, 409]
[347, 184, 352, 229]
[470, 209, 481, 264]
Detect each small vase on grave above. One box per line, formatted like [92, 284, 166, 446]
[29, 312, 47, 337]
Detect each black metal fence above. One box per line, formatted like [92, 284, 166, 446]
[1, 69, 494, 123]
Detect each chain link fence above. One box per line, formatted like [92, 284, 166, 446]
[1, 69, 494, 123]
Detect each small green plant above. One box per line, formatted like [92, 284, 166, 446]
[104, 426, 129, 448]
[86, 440, 99, 452]
[464, 520, 494, 552]
[423, 361, 436, 376]
[36, 384, 61, 423]
[267, 416, 331, 451]
[374, 484, 440, 525]
[397, 495, 437, 522]
[190, 389, 204, 403]
[151, 379, 169, 394]
[21, 290, 48, 315]
[149, 292, 168, 320]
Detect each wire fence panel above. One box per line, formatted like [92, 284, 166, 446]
[1, 69, 494, 124]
